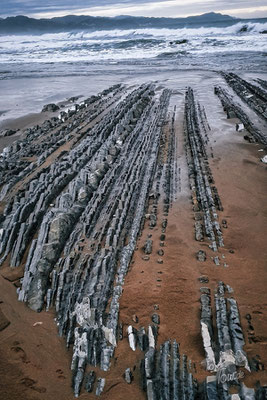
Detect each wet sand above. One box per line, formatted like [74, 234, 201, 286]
[1, 65, 266, 129]
[0, 69, 266, 399]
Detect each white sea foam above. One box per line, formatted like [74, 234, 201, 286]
[0, 21, 266, 63]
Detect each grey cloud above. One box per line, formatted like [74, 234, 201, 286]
[0, 0, 152, 16]
[1, 0, 267, 18]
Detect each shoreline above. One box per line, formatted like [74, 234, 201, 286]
[0, 66, 266, 131]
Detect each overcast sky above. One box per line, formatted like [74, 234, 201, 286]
[1, 0, 267, 19]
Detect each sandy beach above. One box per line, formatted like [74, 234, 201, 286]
[0, 65, 266, 400]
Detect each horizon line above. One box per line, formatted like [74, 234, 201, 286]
[0, 12, 262, 20]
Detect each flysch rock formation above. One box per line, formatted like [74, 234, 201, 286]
[184, 88, 224, 252]
[0, 76, 266, 399]
[214, 85, 267, 146]
[221, 72, 267, 121]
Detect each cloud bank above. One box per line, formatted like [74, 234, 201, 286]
[1, 0, 267, 19]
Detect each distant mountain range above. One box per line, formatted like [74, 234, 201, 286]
[0, 12, 241, 34]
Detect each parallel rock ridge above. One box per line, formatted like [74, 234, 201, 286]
[0, 84, 122, 200]
[1, 83, 170, 397]
[184, 87, 224, 252]
[200, 282, 250, 374]
[214, 85, 267, 145]
[221, 72, 267, 121]
[134, 282, 264, 399]
[0, 85, 124, 269]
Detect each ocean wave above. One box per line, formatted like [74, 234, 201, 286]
[157, 50, 188, 59]
[1, 21, 267, 42]
[62, 21, 267, 39]
[67, 21, 267, 37]
[0, 21, 266, 64]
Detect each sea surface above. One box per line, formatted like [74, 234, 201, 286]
[0, 19, 267, 76]
[0, 19, 266, 123]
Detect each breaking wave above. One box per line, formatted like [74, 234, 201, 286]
[0, 20, 266, 63]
